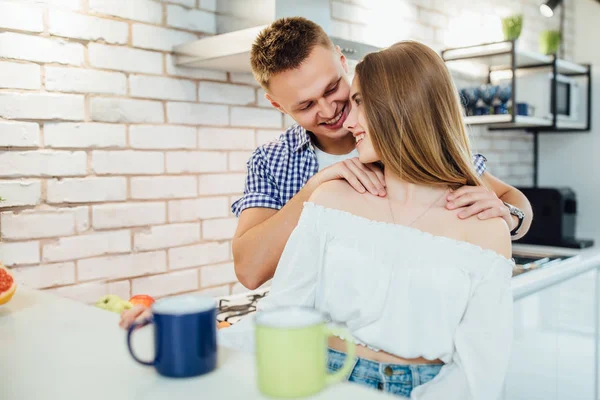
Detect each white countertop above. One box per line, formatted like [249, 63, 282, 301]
[511, 244, 600, 300]
[0, 288, 395, 400]
[3, 246, 599, 400]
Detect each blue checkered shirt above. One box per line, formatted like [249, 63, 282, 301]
[231, 124, 487, 217]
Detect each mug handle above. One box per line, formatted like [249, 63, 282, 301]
[126, 317, 156, 366]
[324, 326, 356, 385]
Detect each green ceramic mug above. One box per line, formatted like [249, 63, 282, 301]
[255, 307, 356, 398]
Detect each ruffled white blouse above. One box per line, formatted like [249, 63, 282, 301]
[219, 202, 514, 400]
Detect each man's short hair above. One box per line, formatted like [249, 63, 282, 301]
[250, 17, 333, 89]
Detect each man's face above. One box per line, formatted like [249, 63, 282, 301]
[265, 45, 351, 142]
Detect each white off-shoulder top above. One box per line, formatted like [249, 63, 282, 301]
[219, 202, 515, 400]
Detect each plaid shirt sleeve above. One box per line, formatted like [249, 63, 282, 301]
[231, 148, 283, 217]
[473, 153, 487, 177]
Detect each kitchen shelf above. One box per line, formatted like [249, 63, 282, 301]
[442, 40, 593, 188]
[464, 115, 551, 127]
[441, 40, 591, 135]
[465, 115, 589, 131]
[442, 41, 587, 75]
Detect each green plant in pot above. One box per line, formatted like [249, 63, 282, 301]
[502, 14, 523, 41]
[540, 30, 561, 55]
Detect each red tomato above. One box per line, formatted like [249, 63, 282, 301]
[129, 294, 155, 308]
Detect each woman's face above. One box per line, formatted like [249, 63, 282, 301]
[343, 76, 379, 164]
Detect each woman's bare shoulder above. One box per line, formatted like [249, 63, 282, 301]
[309, 180, 376, 214]
[463, 216, 512, 259]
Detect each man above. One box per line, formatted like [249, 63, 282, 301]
[232, 17, 532, 290]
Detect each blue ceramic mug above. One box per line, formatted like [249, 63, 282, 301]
[127, 294, 217, 378]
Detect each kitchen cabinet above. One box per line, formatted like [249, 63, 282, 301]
[502, 269, 598, 399]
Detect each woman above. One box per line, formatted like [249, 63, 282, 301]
[235, 41, 512, 399]
[124, 41, 514, 399]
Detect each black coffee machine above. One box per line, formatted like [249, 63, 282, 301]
[516, 187, 594, 249]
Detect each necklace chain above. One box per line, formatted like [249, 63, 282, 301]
[387, 188, 450, 227]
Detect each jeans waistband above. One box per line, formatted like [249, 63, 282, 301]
[327, 348, 443, 384]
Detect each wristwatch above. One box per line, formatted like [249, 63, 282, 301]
[503, 202, 525, 236]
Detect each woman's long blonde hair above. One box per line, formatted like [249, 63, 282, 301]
[354, 41, 481, 188]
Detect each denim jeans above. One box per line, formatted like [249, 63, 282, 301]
[327, 348, 443, 398]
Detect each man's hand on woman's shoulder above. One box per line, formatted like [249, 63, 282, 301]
[446, 185, 515, 232]
[308, 158, 386, 198]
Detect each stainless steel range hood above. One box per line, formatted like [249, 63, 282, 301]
[173, 0, 379, 72]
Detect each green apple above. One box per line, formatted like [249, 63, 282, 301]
[95, 294, 133, 313]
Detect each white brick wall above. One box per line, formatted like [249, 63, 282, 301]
[0, 180, 41, 207]
[169, 241, 230, 270]
[132, 269, 199, 298]
[196, 284, 230, 297]
[228, 151, 252, 172]
[42, 229, 131, 262]
[89, 0, 163, 24]
[44, 123, 127, 149]
[47, 177, 127, 203]
[256, 129, 282, 146]
[332, 1, 369, 24]
[132, 24, 198, 52]
[256, 88, 271, 108]
[0, 241, 40, 266]
[166, 151, 228, 173]
[198, 82, 255, 105]
[130, 75, 197, 101]
[202, 218, 237, 240]
[0, 61, 41, 90]
[131, 176, 198, 199]
[198, 128, 255, 150]
[133, 223, 201, 251]
[229, 73, 260, 87]
[198, 174, 245, 195]
[0, 2, 44, 32]
[168, 197, 230, 222]
[88, 43, 162, 74]
[23, 0, 83, 10]
[129, 125, 197, 149]
[200, 262, 236, 287]
[163, 0, 196, 8]
[166, 102, 229, 125]
[231, 107, 282, 128]
[46, 67, 127, 95]
[90, 98, 164, 123]
[0, 32, 84, 65]
[199, 0, 217, 12]
[0, 150, 87, 177]
[92, 150, 164, 175]
[1, 0, 564, 304]
[48, 10, 129, 44]
[166, 4, 216, 33]
[1, 208, 88, 239]
[78, 251, 167, 281]
[92, 202, 166, 229]
[11, 262, 75, 289]
[0, 93, 84, 121]
[0, 121, 40, 147]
